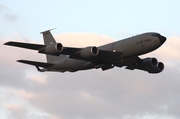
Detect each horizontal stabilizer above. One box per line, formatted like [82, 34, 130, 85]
[17, 60, 54, 68]
[4, 41, 45, 50]
[40, 28, 56, 34]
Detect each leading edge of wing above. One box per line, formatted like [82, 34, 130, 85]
[4, 41, 45, 50]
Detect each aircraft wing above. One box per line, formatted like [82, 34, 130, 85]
[17, 60, 54, 72]
[4, 41, 45, 50]
[17, 60, 54, 67]
[4, 41, 123, 64]
[61, 48, 122, 62]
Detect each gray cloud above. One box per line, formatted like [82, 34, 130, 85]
[6, 104, 28, 119]
[26, 67, 180, 119]
[1, 34, 180, 119]
[0, 4, 8, 12]
[3, 13, 19, 22]
[0, 4, 19, 22]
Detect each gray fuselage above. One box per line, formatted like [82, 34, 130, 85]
[47, 32, 164, 72]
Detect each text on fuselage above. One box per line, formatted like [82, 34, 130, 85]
[136, 39, 151, 45]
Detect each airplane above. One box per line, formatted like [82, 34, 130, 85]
[4, 29, 166, 73]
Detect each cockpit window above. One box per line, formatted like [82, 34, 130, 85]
[152, 33, 160, 37]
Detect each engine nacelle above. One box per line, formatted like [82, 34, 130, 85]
[148, 62, 164, 73]
[140, 58, 158, 69]
[44, 43, 63, 55]
[80, 46, 99, 58]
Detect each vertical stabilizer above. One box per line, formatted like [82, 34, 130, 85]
[41, 29, 56, 45]
[40, 29, 67, 63]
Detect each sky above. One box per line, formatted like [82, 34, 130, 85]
[0, 0, 180, 119]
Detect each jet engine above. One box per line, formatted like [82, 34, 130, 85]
[80, 46, 99, 58]
[140, 58, 164, 73]
[147, 62, 164, 73]
[43, 43, 63, 55]
[140, 58, 158, 69]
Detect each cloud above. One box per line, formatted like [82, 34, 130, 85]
[1, 33, 180, 119]
[0, 4, 8, 12]
[6, 104, 24, 111]
[54, 32, 114, 47]
[3, 13, 19, 22]
[0, 3, 19, 22]
[142, 36, 180, 70]
[145, 36, 180, 61]
[26, 67, 180, 119]
[162, 36, 180, 60]
[9, 89, 36, 99]
[27, 75, 48, 84]
[6, 104, 27, 119]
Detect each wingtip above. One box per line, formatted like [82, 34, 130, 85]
[17, 60, 21, 62]
[17, 60, 24, 63]
[3, 41, 15, 46]
[3, 42, 10, 45]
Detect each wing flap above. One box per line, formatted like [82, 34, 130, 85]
[4, 41, 45, 50]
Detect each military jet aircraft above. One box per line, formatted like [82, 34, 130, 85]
[4, 30, 166, 73]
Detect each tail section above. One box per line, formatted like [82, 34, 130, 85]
[40, 29, 67, 63]
[41, 29, 56, 45]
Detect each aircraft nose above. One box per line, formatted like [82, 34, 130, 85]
[159, 35, 166, 44]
